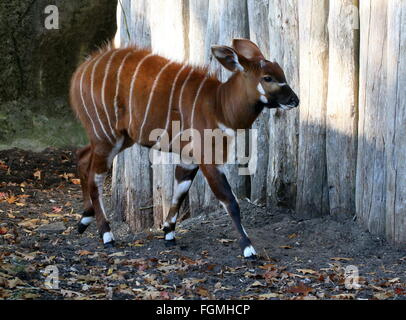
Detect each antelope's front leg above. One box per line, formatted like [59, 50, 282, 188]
[200, 165, 257, 259]
[163, 164, 199, 246]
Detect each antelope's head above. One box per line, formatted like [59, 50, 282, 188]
[211, 38, 300, 111]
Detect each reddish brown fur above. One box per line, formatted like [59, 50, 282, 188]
[70, 39, 299, 255]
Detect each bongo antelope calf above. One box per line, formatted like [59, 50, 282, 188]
[70, 39, 299, 259]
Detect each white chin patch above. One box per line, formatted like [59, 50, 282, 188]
[81, 217, 94, 226]
[279, 104, 295, 110]
[260, 95, 269, 104]
[165, 231, 175, 241]
[103, 232, 115, 244]
[244, 245, 257, 258]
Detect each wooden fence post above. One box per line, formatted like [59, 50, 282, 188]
[356, 0, 388, 235]
[213, 0, 250, 200]
[386, 0, 406, 245]
[296, 0, 330, 217]
[112, 0, 154, 231]
[149, 0, 189, 227]
[187, 0, 215, 217]
[247, 0, 270, 205]
[267, 0, 300, 209]
[326, 0, 359, 218]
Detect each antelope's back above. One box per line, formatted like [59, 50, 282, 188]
[69, 45, 216, 146]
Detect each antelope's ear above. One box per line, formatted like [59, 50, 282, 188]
[211, 45, 244, 72]
[232, 38, 264, 61]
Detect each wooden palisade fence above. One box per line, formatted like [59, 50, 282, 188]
[111, 0, 406, 245]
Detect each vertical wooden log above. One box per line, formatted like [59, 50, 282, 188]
[247, 0, 270, 205]
[149, 0, 189, 227]
[356, 0, 388, 235]
[266, 0, 300, 209]
[296, 0, 330, 217]
[213, 0, 250, 200]
[386, 0, 405, 245]
[112, 0, 154, 231]
[326, 0, 359, 217]
[188, 0, 214, 217]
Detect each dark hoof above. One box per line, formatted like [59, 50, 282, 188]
[104, 241, 115, 249]
[164, 239, 177, 248]
[244, 254, 258, 261]
[77, 222, 88, 234]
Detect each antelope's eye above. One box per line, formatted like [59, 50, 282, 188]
[263, 76, 273, 83]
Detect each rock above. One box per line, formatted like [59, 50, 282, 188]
[37, 222, 66, 233]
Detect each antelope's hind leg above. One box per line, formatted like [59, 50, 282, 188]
[87, 139, 124, 248]
[163, 164, 199, 247]
[76, 145, 95, 234]
[200, 165, 257, 260]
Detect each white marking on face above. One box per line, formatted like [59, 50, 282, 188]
[138, 60, 174, 144]
[128, 53, 155, 130]
[80, 216, 94, 226]
[165, 231, 175, 241]
[243, 245, 257, 258]
[101, 50, 120, 141]
[90, 51, 115, 144]
[80, 61, 102, 141]
[114, 51, 133, 129]
[260, 95, 268, 104]
[103, 231, 115, 244]
[163, 222, 170, 228]
[257, 83, 266, 95]
[279, 104, 295, 111]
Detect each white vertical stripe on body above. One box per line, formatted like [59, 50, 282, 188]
[191, 76, 208, 130]
[178, 68, 195, 132]
[164, 64, 188, 134]
[168, 68, 194, 148]
[91, 51, 115, 144]
[138, 60, 174, 144]
[128, 53, 155, 131]
[101, 50, 120, 140]
[113, 51, 133, 129]
[80, 60, 102, 141]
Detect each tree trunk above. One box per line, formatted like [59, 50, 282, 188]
[385, 0, 406, 245]
[149, 0, 189, 227]
[247, 0, 270, 205]
[326, 0, 359, 218]
[216, 0, 250, 200]
[187, 0, 215, 217]
[267, 0, 300, 209]
[112, 0, 154, 231]
[296, 0, 330, 217]
[356, 0, 388, 235]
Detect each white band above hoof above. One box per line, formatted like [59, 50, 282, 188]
[81, 217, 94, 226]
[244, 245, 257, 258]
[165, 231, 175, 241]
[103, 232, 115, 244]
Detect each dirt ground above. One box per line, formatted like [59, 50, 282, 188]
[0, 148, 405, 300]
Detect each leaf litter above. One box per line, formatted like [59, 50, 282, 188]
[0, 148, 405, 300]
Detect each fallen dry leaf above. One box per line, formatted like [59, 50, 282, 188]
[286, 282, 313, 296]
[331, 257, 353, 262]
[33, 170, 41, 180]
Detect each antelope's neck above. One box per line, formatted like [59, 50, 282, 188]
[215, 74, 263, 130]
